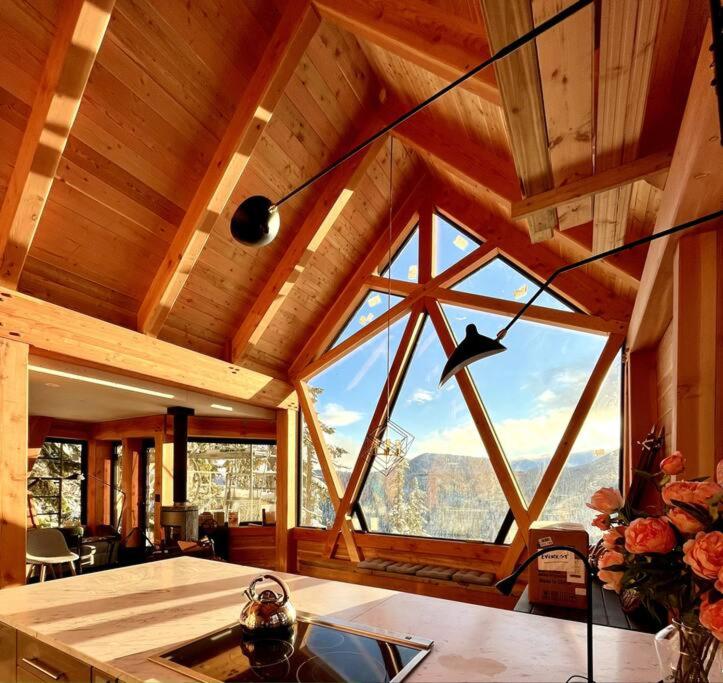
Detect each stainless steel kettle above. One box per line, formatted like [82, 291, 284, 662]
[239, 574, 296, 634]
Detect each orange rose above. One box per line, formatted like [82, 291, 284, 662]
[683, 531, 723, 579]
[667, 506, 706, 534]
[716, 567, 723, 594]
[660, 451, 685, 475]
[592, 513, 611, 530]
[586, 487, 624, 514]
[624, 517, 676, 554]
[700, 594, 723, 641]
[663, 481, 722, 506]
[602, 526, 627, 550]
[597, 549, 625, 593]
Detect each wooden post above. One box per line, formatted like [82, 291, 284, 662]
[275, 409, 298, 572]
[153, 417, 173, 544]
[121, 437, 142, 547]
[0, 338, 29, 588]
[672, 231, 722, 477]
[86, 439, 112, 532]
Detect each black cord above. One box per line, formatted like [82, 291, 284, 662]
[496, 208, 723, 340]
[274, 0, 594, 208]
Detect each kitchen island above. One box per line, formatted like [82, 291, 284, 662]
[0, 557, 659, 682]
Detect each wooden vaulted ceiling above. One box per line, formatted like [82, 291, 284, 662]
[0, 0, 711, 379]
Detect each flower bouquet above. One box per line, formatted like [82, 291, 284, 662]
[588, 452, 723, 682]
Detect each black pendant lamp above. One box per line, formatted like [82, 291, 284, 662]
[438, 209, 723, 387]
[230, 0, 598, 247]
[439, 324, 506, 386]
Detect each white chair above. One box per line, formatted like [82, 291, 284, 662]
[26, 528, 78, 582]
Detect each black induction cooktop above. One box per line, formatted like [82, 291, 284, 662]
[151, 612, 433, 683]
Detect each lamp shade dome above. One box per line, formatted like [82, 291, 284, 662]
[231, 195, 280, 247]
[439, 324, 506, 386]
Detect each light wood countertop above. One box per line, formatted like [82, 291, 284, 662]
[0, 557, 659, 682]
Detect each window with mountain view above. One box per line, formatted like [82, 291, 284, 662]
[298, 214, 622, 544]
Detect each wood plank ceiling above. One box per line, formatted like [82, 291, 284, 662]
[0, 0, 710, 378]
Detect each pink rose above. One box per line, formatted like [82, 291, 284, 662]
[683, 532, 723, 579]
[700, 594, 723, 641]
[663, 481, 722, 506]
[592, 513, 611, 531]
[667, 506, 706, 534]
[597, 549, 625, 593]
[660, 451, 685, 475]
[586, 487, 624, 514]
[624, 517, 676, 554]
[602, 526, 627, 550]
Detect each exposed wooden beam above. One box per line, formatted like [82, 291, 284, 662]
[0, 338, 28, 588]
[87, 439, 113, 533]
[323, 305, 425, 559]
[435, 186, 634, 322]
[137, 2, 320, 337]
[500, 333, 625, 575]
[429, 288, 626, 336]
[275, 408, 298, 571]
[628, 28, 723, 351]
[0, 286, 294, 409]
[28, 416, 52, 471]
[297, 242, 498, 381]
[229, 134, 385, 364]
[427, 300, 531, 542]
[480, 0, 556, 242]
[532, 0, 594, 230]
[418, 199, 435, 283]
[364, 275, 417, 297]
[312, 0, 500, 105]
[121, 437, 142, 547]
[288, 176, 427, 378]
[154, 422, 172, 546]
[593, 0, 660, 253]
[394, 115, 520, 210]
[511, 151, 673, 222]
[0, 0, 114, 288]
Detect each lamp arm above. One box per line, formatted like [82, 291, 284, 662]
[273, 0, 593, 209]
[495, 208, 723, 340]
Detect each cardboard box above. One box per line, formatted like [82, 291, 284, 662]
[528, 521, 589, 610]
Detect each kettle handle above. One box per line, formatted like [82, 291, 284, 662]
[247, 574, 291, 605]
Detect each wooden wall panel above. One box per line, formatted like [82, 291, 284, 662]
[228, 526, 276, 570]
[0, 338, 28, 588]
[656, 321, 674, 456]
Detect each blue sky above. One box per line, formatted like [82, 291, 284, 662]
[310, 216, 621, 473]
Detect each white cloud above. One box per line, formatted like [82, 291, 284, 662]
[319, 403, 363, 428]
[346, 340, 386, 390]
[536, 389, 556, 404]
[410, 388, 435, 404]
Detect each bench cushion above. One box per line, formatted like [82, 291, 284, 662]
[416, 565, 456, 580]
[386, 561, 425, 575]
[452, 569, 495, 586]
[357, 558, 394, 571]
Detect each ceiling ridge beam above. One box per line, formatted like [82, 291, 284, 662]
[137, 1, 320, 337]
[288, 174, 428, 378]
[229, 128, 386, 364]
[0, 0, 115, 289]
[511, 150, 673, 222]
[393, 114, 521, 211]
[312, 0, 500, 105]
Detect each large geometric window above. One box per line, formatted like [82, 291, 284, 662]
[297, 211, 623, 554]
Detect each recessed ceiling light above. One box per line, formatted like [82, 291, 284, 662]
[210, 403, 233, 412]
[28, 365, 175, 399]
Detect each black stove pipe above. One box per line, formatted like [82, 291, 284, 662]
[167, 406, 194, 504]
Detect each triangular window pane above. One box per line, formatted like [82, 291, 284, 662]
[538, 351, 622, 541]
[332, 290, 403, 348]
[309, 315, 410, 495]
[442, 304, 607, 506]
[380, 228, 419, 282]
[434, 214, 479, 276]
[359, 318, 510, 542]
[453, 257, 573, 312]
